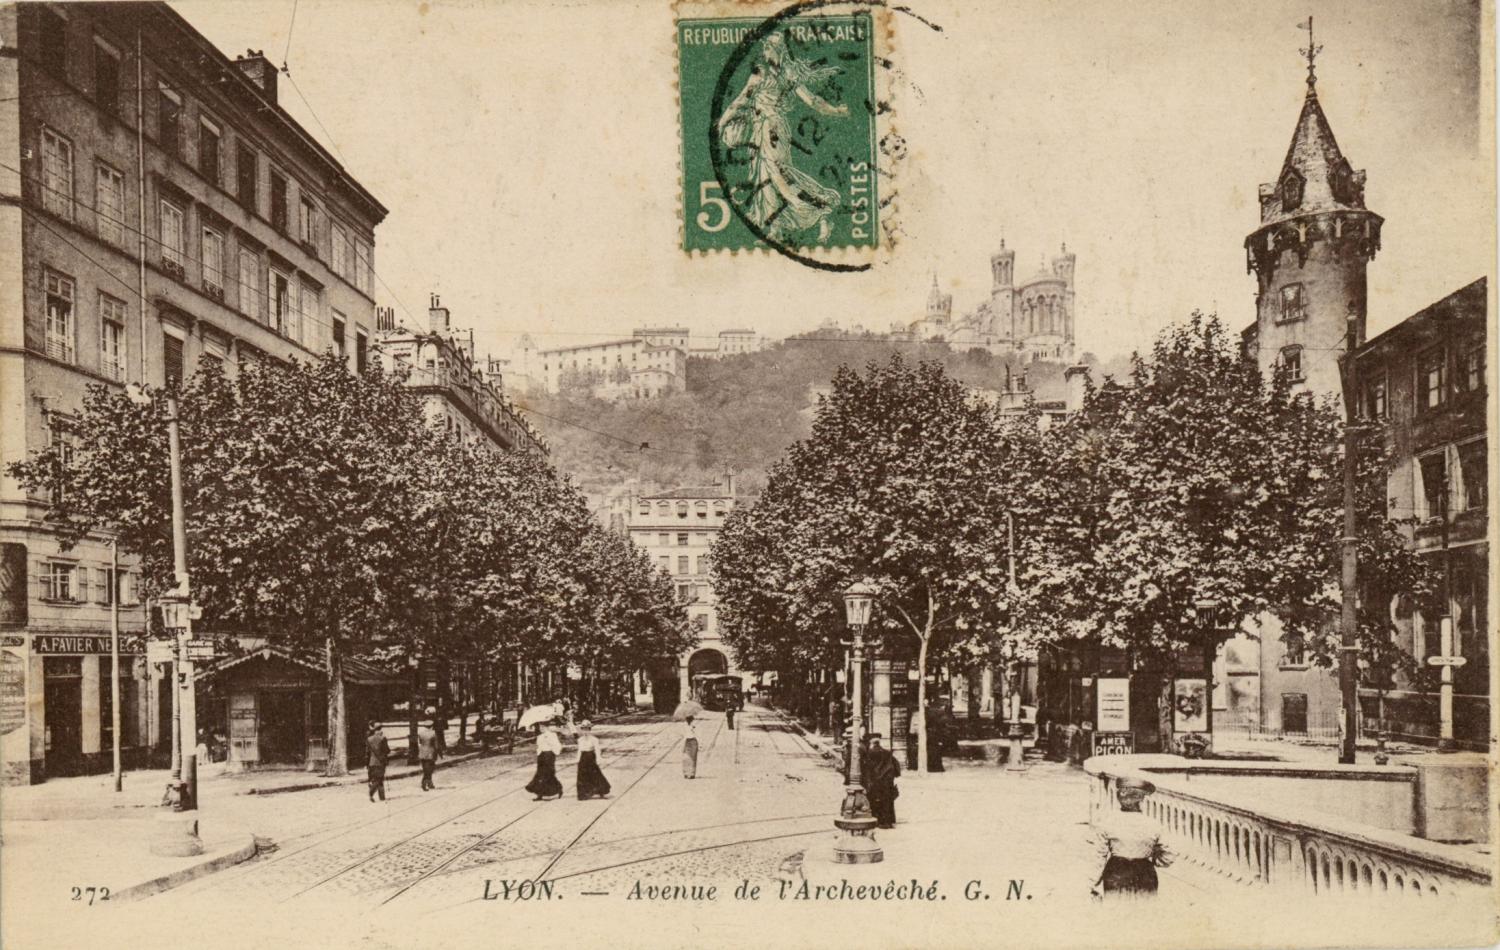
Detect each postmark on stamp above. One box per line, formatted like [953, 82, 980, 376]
[677, 0, 896, 266]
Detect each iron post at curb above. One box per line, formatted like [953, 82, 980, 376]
[834, 581, 882, 865]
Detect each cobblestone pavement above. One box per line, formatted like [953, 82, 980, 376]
[156, 705, 837, 912]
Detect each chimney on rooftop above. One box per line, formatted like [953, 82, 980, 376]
[428, 294, 450, 335]
[234, 50, 278, 104]
[375, 306, 396, 332]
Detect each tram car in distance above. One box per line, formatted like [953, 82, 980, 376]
[692, 674, 744, 712]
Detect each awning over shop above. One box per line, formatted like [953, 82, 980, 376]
[194, 645, 401, 687]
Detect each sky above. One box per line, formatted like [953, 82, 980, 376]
[169, 0, 1492, 361]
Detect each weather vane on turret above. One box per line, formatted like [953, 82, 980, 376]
[1299, 15, 1322, 90]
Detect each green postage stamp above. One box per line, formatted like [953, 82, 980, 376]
[676, 1, 892, 263]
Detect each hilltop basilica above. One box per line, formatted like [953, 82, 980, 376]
[900, 241, 1077, 362]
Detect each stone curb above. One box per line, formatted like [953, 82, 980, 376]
[110, 832, 260, 903]
[765, 706, 839, 766]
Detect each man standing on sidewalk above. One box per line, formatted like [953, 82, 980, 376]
[863, 734, 900, 829]
[417, 719, 441, 791]
[366, 721, 391, 802]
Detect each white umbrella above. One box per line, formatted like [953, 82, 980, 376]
[673, 700, 704, 720]
[518, 704, 560, 729]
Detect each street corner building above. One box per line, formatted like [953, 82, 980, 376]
[0, 2, 387, 783]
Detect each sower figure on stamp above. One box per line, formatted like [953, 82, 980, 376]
[862, 734, 900, 829]
[1090, 778, 1172, 900]
[366, 720, 390, 802]
[717, 33, 848, 243]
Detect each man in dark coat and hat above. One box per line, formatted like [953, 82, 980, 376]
[862, 734, 900, 829]
[366, 720, 391, 802]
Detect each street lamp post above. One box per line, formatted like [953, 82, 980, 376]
[1000, 639, 1027, 772]
[129, 386, 204, 856]
[833, 581, 882, 865]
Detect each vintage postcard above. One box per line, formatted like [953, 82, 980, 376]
[0, 1, 1495, 949]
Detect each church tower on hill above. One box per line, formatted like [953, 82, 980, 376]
[1244, 20, 1382, 404]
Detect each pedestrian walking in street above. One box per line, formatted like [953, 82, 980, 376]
[574, 721, 611, 800]
[725, 699, 737, 731]
[1090, 777, 1172, 900]
[416, 719, 441, 791]
[526, 722, 565, 800]
[366, 720, 390, 802]
[681, 715, 699, 779]
[862, 734, 900, 829]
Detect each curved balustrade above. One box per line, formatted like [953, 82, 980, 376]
[1086, 756, 1491, 900]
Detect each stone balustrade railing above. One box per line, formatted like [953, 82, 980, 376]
[1086, 755, 1492, 900]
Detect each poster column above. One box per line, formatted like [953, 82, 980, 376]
[1092, 676, 1134, 757]
[0, 635, 28, 786]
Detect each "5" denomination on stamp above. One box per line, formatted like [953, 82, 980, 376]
[677, 1, 889, 265]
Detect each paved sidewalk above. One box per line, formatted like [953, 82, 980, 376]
[0, 711, 636, 906]
[0, 813, 258, 907]
[0, 746, 487, 820]
[764, 705, 1224, 903]
[0, 714, 610, 819]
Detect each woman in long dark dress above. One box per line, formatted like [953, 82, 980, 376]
[525, 723, 564, 801]
[1090, 777, 1172, 899]
[574, 721, 611, 800]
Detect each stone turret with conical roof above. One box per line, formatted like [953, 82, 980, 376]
[1244, 21, 1382, 401]
[925, 273, 952, 324]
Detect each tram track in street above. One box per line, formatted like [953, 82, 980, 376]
[283, 716, 683, 905]
[183, 712, 657, 898]
[375, 720, 689, 905]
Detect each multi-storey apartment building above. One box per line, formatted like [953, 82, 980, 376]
[0, 2, 387, 783]
[624, 478, 739, 708]
[376, 298, 544, 456]
[1350, 279, 1488, 748]
[538, 335, 687, 400]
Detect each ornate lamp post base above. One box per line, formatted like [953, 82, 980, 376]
[833, 786, 883, 864]
[150, 811, 204, 857]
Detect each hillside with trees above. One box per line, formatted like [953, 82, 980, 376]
[518, 333, 1119, 495]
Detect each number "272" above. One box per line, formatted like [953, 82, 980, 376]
[71, 886, 111, 905]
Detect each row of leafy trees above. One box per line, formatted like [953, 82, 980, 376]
[10, 353, 695, 773]
[711, 315, 1437, 771]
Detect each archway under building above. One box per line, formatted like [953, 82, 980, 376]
[687, 648, 729, 679]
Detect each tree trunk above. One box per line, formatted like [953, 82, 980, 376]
[325, 637, 348, 777]
[457, 666, 469, 745]
[408, 660, 421, 765]
[916, 633, 931, 775]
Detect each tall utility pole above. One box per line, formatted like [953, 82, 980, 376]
[133, 388, 204, 856]
[164, 395, 199, 809]
[110, 540, 123, 793]
[1336, 313, 1360, 765]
